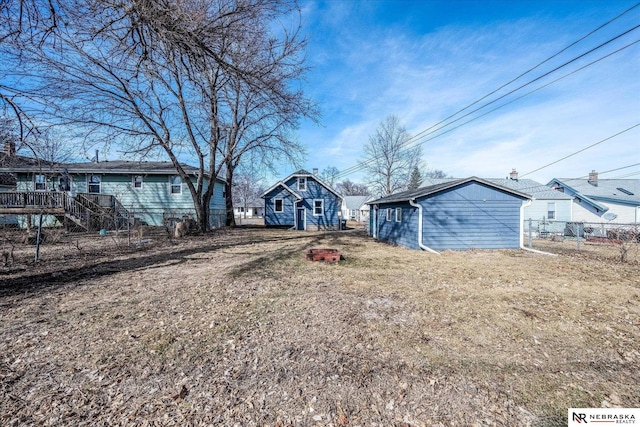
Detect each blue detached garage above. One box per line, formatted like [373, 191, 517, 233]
[263, 169, 343, 230]
[368, 177, 531, 251]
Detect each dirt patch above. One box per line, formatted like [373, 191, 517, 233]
[1, 228, 639, 426]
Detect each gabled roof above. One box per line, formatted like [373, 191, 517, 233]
[368, 177, 531, 205]
[343, 195, 372, 210]
[548, 177, 640, 207]
[265, 169, 344, 200]
[424, 177, 572, 200]
[261, 181, 303, 200]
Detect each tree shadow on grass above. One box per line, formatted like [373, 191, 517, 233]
[224, 234, 326, 280]
[0, 231, 333, 300]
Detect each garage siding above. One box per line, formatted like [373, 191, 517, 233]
[419, 182, 524, 250]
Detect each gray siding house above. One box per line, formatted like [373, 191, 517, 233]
[263, 169, 343, 230]
[548, 171, 640, 224]
[368, 177, 531, 251]
[0, 158, 226, 229]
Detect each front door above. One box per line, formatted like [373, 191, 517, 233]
[296, 207, 306, 230]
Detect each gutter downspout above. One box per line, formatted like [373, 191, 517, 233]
[409, 198, 440, 255]
[520, 199, 557, 256]
[372, 206, 377, 239]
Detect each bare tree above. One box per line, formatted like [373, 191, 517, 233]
[219, 26, 315, 226]
[1, 0, 312, 231]
[232, 162, 265, 220]
[424, 169, 450, 179]
[359, 115, 422, 196]
[320, 166, 340, 189]
[30, 128, 76, 163]
[335, 180, 370, 196]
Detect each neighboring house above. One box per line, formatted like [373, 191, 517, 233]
[0, 157, 226, 229]
[548, 171, 640, 224]
[234, 199, 264, 218]
[0, 145, 19, 227]
[341, 195, 372, 222]
[368, 177, 531, 251]
[263, 169, 343, 230]
[425, 170, 573, 233]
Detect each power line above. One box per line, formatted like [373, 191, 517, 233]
[610, 170, 640, 179]
[405, 2, 640, 147]
[519, 123, 640, 178]
[334, 6, 640, 180]
[337, 38, 639, 180]
[556, 163, 640, 182]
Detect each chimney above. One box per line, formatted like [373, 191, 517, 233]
[3, 142, 15, 156]
[313, 168, 318, 176]
[509, 168, 518, 180]
[94, 149, 99, 163]
[588, 170, 598, 186]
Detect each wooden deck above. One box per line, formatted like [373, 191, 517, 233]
[0, 191, 69, 214]
[0, 191, 130, 231]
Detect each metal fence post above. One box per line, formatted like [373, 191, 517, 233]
[528, 218, 532, 248]
[575, 222, 580, 251]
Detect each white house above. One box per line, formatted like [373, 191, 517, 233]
[341, 195, 372, 223]
[548, 171, 640, 224]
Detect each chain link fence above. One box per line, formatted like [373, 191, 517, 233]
[524, 219, 640, 264]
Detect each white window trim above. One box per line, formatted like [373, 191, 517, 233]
[386, 208, 392, 221]
[132, 175, 143, 190]
[88, 174, 102, 194]
[395, 207, 402, 222]
[313, 199, 323, 216]
[169, 175, 182, 195]
[298, 177, 307, 191]
[34, 174, 47, 191]
[274, 198, 284, 213]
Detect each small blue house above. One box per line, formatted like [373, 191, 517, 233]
[263, 169, 343, 230]
[368, 177, 531, 251]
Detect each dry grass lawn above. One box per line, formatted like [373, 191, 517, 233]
[1, 227, 639, 426]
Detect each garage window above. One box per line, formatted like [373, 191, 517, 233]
[395, 207, 402, 222]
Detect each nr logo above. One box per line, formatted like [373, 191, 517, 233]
[573, 412, 588, 423]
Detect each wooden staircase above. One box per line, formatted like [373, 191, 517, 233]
[0, 191, 131, 231]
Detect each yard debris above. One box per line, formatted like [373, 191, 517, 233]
[1, 228, 638, 425]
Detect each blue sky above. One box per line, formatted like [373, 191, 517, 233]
[290, 0, 640, 184]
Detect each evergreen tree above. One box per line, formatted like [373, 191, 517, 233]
[408, 166, 423, 190]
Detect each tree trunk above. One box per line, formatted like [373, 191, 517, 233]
[225, 168, 236, 227]
[194, 198, 208, 233]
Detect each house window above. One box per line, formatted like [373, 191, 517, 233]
[132, 175, 143, 189]
[88, 175, 101, 194]
[274, 198, 283, 213]
[547, 202, 556, 220]
[386, 208, 392, 221]
[34, 174, 46, 191]
[170, 176, 182, 194]
[313, 199, 323, 216]
[58, 176, 71, 192]
[395, 207, 402, 222]
[298, 177, 307, 191]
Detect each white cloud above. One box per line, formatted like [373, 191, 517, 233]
[295, 1, 640, 185]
